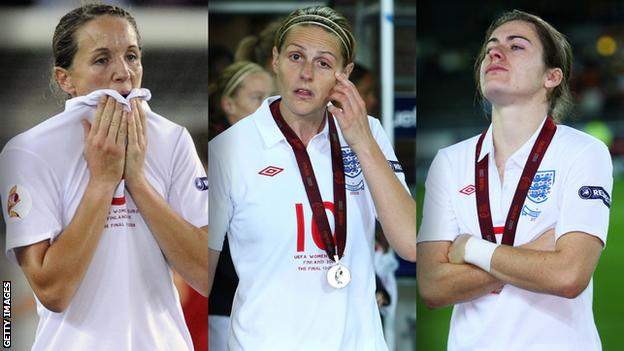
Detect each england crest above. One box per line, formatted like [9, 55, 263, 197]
[342, 147, 364, 191]
[527, 170, 555, 204]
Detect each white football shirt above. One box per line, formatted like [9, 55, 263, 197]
[0, 88, 208, 351]
[209, 96, 408, 351]
[418, 117, 612, 351]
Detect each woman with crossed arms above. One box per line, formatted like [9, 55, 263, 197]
[418, 10, 612, 351]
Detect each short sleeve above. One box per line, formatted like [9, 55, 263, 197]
[168, 128, 208, 229]
[208, 140, 232, 251]
[0, 148, 63, 264]
[369, 117, 410, 193]
[555, 141, 612, 245]
[417, 150, 460, 243]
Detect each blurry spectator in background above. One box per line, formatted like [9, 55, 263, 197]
[209, 61, 274, 139]
[235, 19, 283, 72]
[207, 61, 273, 351]
[350, 62, 379, 116]
[374, 227, 399, 348]
[235, 19, 283, 93]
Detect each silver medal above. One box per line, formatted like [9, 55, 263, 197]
[327, 256, 351, 288]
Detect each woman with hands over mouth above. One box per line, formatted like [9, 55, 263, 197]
[208, 5, 415, 351]
[0, 4, 207, 351]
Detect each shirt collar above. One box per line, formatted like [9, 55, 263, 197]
[478, 115, 549, 168]
[477, 124, 494, 162]
[65, 88, 152, 112]
[254, 95, 330, 148]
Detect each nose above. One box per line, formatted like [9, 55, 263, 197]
[487, 46, 504, 62]
[112, 57, 131, 82]
[300, 61, 313, 81]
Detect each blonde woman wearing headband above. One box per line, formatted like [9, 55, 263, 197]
[209, 61, 273, 140]
[209, 5, 416, 351]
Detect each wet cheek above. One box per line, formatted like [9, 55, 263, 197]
[132, 66, 143, 86]
[87, 71, 107, 89]
[325, 76, 337, 92]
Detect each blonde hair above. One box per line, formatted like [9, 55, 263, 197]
[209, 61, 268, 138]
[274, 6, 356, 66]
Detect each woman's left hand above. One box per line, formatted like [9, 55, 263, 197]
[328, 72, 375, 154]
[124, 98, 148, 187]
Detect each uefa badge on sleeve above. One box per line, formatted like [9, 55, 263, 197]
[6, 185, 32, 222]
[578, 185, 611, 208]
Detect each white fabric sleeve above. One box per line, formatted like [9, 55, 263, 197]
[555, 140, 613, 246]
[417, 150, 461, 243]
[0, 148, 63, 264]
[168, 128, 208, 228]
[369, 117, 410, 193]
[207, 140, 232, 252]
[365, 117, 411, 221]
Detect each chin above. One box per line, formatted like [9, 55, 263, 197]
[296, 101, 326, 116]
[482, 84, 508, 100]
[483, 92, 516, 108]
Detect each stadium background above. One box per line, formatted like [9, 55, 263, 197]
[417, 1, 624, 350]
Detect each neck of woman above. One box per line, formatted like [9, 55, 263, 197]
[491, 101, 549, 172]
[281, 106, 327, 147]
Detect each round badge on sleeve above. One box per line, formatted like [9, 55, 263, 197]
[327, 263, 351, 289]
[6, 184, 32, 222]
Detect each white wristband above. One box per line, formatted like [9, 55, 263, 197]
[464, 237, 499, 273]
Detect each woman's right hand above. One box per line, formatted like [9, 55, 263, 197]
[81, 95, 127, 187]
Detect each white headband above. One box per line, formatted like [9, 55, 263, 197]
[278, 14, 352, 62]
[223, 63, 262, 97]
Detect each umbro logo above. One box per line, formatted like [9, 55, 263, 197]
[258, 166, 284, 177]
[459, 184, 476, 195]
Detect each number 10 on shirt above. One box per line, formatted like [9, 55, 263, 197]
[295, 202, 336, 252]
